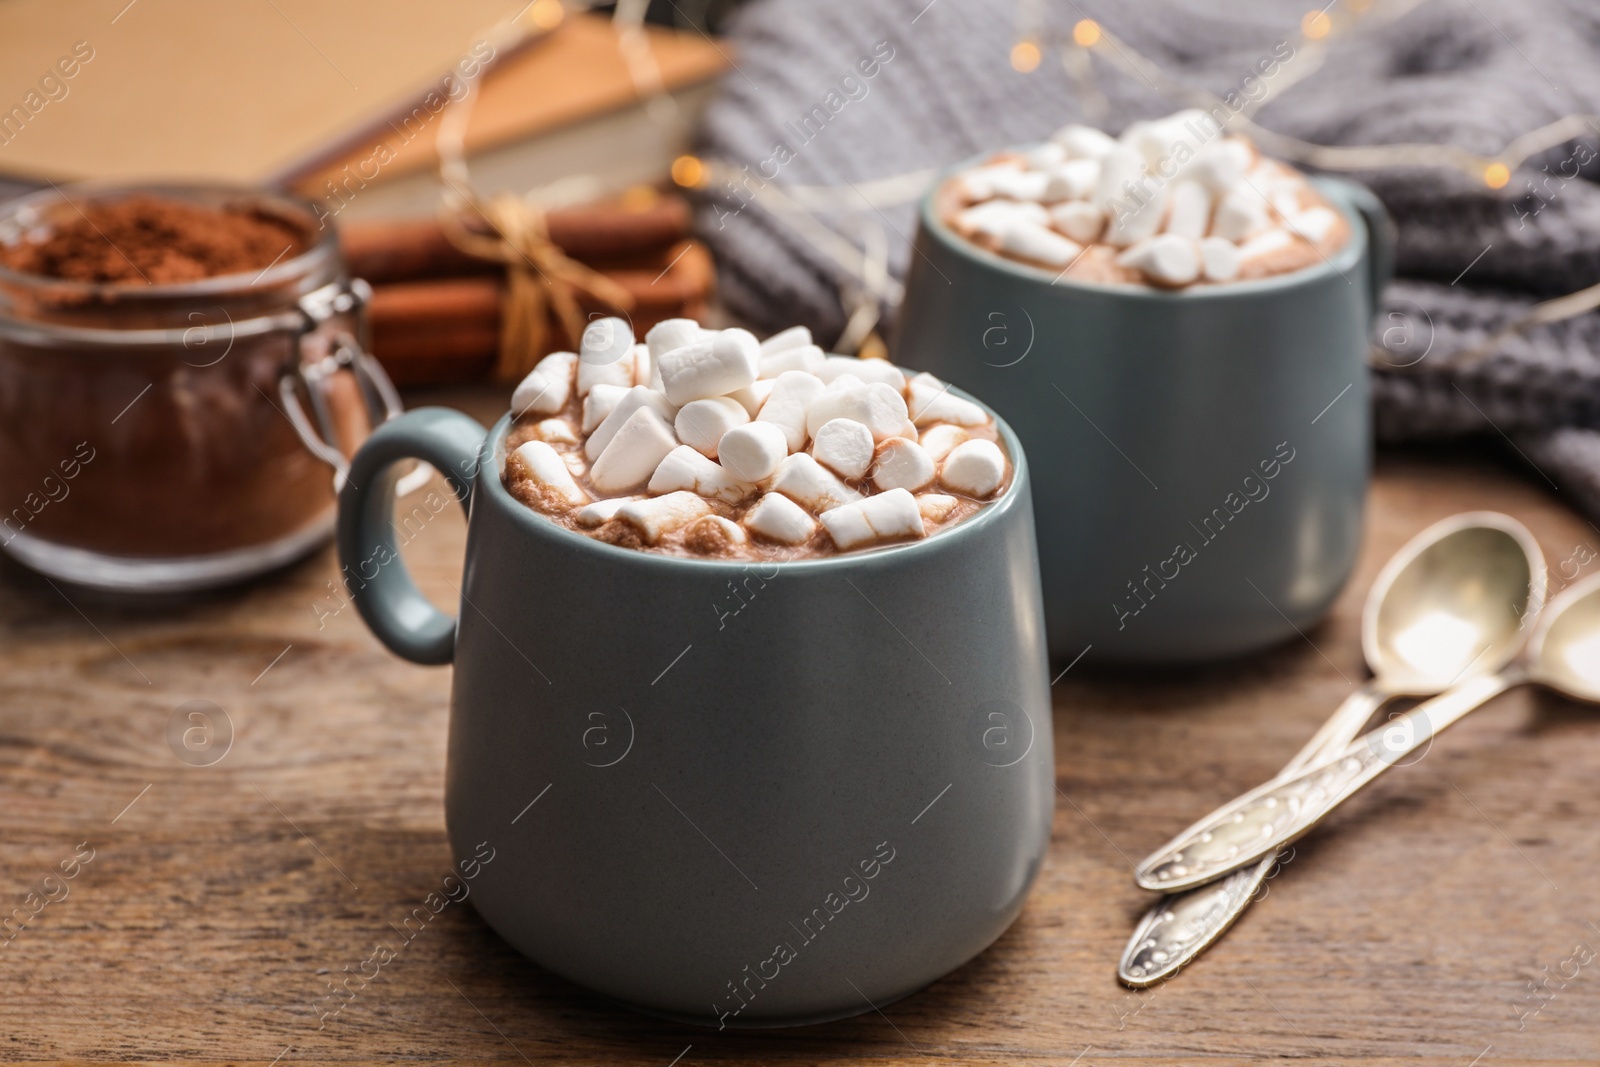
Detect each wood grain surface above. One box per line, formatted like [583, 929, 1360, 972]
[3, 386, 1598, 1066]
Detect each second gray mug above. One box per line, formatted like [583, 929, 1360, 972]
[895, 169, 1393, 664]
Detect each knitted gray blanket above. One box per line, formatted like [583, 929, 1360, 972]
[694, 0, 1600, 524]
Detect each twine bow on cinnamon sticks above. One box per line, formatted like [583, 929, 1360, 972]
[437, 192, 635, 383]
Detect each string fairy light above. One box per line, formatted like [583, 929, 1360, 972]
[449, 0, 1600, 368]
[1056, 9, 1600, 193]
[662, 0, 1600, 368]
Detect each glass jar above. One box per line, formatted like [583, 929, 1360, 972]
[0, 183, 400, 593]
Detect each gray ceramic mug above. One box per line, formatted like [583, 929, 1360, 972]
[894, 169, 1394, 665]
[336, 402, 1053, 1027]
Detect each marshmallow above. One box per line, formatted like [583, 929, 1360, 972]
[1117, 234, 1200, 287]
[769, 453, 861, 512]
[726, 378, 776, 418]
[533, 418, 580, 445]
[907, 373, 989, 427]
[1212, 186, 1271, 241]
[1237, 227, 1294, 264]
[1096, 145, 1165, 247]
[648, 445, 754, 504]
[956, 199, 1050, 239]
[582, 382, 630, 434]
[511, 351, 577, 417]
[645, 318, 705, 362]
[718, 421, 790, 482]
[917, 493, 959, 524]
[1044, 158, 1100, 201]
[756, 370, 827, 451]
[615, 491, 711, 544]
[819, 488, 925, 550]
[632, 344, 654, 388]
[1189, 139, 1250, 194]
[1117, 119, 1164, 167]
[804, 381, 911, 442]
[940, 439, 1007, 498]
[576, 316, 636, 394]
[511, 440, 588, 507]
[917, 423, 970, 462]
[562, 451, 587, 479]
[577, 354, 635, 397]
[674, 396, 749, 458]
[1000, 222, 1083, 267]
[958, 161, 1026, 200]
[811, 417, 876, 479]
[815, 356, 906, 391]
[1200, 236, 1241, 282]
[743, 491, 816, 545]
[1270, 189, 1304, 220]
[1052, 124, 1119, 160]
[1124, 110, 1212, 171]
[1163, 180, 1212, 240]
[760, 325, 813, 355]
[685, 514, 747, 553]
[760, 343, 827, 379]
[1024, 141, 1068, 169]
[1250, 159, 1296, 189]
[586, 385, 677, 460]
[658, 328, 761, 406]
[590, 406, 678, 493]
[575, 496, 637, 527]
[1288, 206, 1339, 244]
[1050, 201, 1104, 244]
[987, 168, 1052, 202]
[870, 437, 936, 492]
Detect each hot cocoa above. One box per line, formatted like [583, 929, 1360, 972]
[503, 318, 1011, 560]
[938, 109, 1349, 288]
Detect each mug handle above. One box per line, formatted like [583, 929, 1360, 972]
[1317, 176, 1396, 319]
[337, 407, 488, 665]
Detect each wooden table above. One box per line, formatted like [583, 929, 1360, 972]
[5, 386, 1598, 1067]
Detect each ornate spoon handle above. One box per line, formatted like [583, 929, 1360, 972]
[1118, 684, 1385, 986]
[1134, 672, 1520, 894]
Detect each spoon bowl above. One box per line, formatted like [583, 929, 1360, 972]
[1364, 512, 1545, 693]
[1528, 571, 1600, 701]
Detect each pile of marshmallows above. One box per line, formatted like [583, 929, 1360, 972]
[507, 317, 1007, 552]
[950, 108, 1341, 287]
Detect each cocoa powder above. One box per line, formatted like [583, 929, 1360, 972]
[0, 195, 308, 284]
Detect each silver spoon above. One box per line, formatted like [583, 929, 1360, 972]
[1136, 564, 1600, 896]
[1118, 512, 1546, 984]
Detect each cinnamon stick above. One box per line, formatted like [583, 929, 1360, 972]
[341, 193, 692, 284]
[369, 239, 714, 387]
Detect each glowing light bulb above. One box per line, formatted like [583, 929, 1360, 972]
[1302, 10, 1332, 39]
[671, 155, 706, 188]
[529, 0, 564, 30]
[1073, 19, 1101, 47]
[1010, 39, 1042, 73]
[1484, 162, 1511, 189]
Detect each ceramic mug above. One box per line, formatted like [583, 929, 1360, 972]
[894, 169, 1394, 665]
[336, 401, 1054, 1027]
